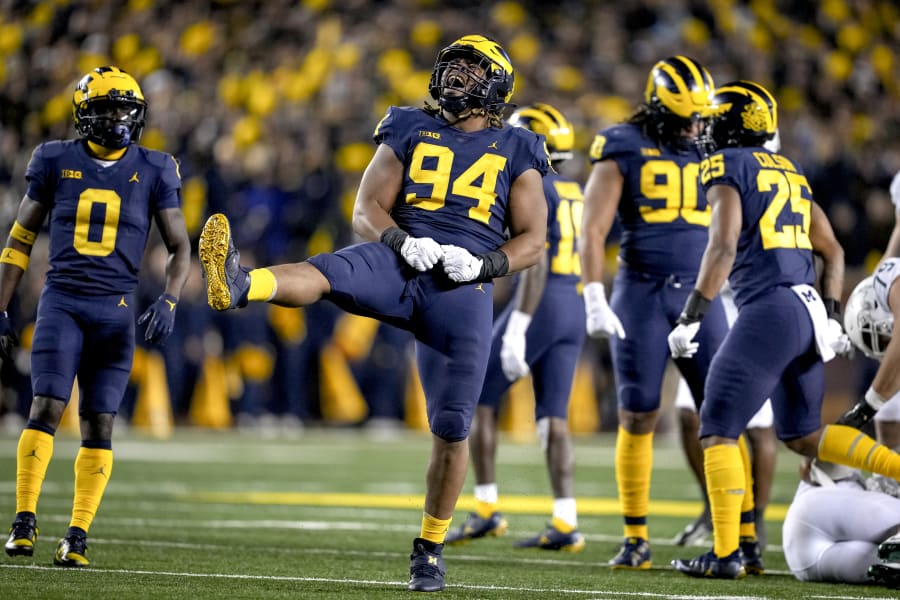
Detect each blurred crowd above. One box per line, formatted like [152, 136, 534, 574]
[0, 0, 896, 433]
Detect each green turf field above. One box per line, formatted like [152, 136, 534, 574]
[0, 427, 895, 599]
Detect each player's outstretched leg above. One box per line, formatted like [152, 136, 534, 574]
[199, 213, 251, 311]
[5, 512, 38, 557]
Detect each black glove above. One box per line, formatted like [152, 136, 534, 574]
[0, 311, 19, 361]
[835, 400, 878, 430]
[137, 294, 177, 346]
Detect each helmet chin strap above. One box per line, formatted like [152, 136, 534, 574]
[86, 140, 127, 160]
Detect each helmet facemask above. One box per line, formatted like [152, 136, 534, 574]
[76, 97, 146, 149]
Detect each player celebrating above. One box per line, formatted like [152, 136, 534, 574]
[2, 66, 190, 566]
[667, 80, 900, 579]
[445, 103, 586, 551]
[198, 35, 549, 592]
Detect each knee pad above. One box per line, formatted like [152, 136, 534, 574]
[430, 411, 468, 443]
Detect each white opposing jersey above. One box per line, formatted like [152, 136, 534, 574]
[872, 257, 900, 311]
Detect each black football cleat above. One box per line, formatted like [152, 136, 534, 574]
[408, 538, 446, 592]
[199, 213, 251, 311]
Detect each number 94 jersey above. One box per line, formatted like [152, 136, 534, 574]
[374, 106, 550, 255]
[588, 123, 710, 277]
[700, 147, 816, 308]
[25, 140, 182, 295]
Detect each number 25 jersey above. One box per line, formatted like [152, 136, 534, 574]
[374, 106, 550, 255]
[701, 146, 816, 308]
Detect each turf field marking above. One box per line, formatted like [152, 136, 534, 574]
[0, 563, 823, 599]
[3, 563, 893, 599]
[177, 490, 789, 520]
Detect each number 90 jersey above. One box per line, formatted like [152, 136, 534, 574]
[374, 106, 550, 255]
[25, 140, 182, 295]
[588, 123, 710, 277]
[700, 147, 816, 308]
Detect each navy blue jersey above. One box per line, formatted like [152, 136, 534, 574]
[701, 146, 816, 308]
[478, 171, 585, 417]
[589, 123, 710, 277]
[544, 172, 582, 285]
[25, 140, 182, 295]
[374, 106, 550, 255]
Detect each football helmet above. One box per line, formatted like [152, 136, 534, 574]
[72, 66, 147, 149]
[428, 35, 514, 115]
[644, 55, 715, 147]
[844, 275, 893, 360]
[508, 103, 574, 163]
[707, 80, 777, 151]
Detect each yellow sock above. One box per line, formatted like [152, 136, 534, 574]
[705, 443, 743, 558]
[70, 447, 113, 533]
[16, 429, 54, 514]
[615, 427, 652, 540]
[475, 500, 496, 519]
[420, 512, 452, 545]
[248, 268, 276, 302]
[819, 424, 900, 479]
[737, 434, 757, 539]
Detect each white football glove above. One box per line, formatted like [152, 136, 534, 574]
[441, 244, 482, 282]
[827, 318, 853, 357]
[500, 310, 531, 381]
[668, 321, 701, 358]
[583, 282, 625, 339]
[400, 236, 443, 271]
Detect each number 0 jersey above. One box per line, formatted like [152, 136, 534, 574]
[374, 106, 550, 255]
[701, 146, 816, 308]
[589, 123, 710, 278]
[25, 140, 181, 296]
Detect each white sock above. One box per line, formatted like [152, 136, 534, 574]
[474, 483, 498, 504]
[553, 497, 577, 528]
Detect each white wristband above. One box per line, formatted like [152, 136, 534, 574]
[866, 386, 888, 410]
[505, 309, 532, 337]
[583, 281, 607, 306]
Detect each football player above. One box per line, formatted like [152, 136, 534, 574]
[198, 35, 549, 592]
[667, 80, 900, 579]
[843, 264, 900, 448]
[782, 457, 900, 587]
[445, 103, 586, 551]
[2, 66, 190, 566]
[580, 56, 764, 571]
